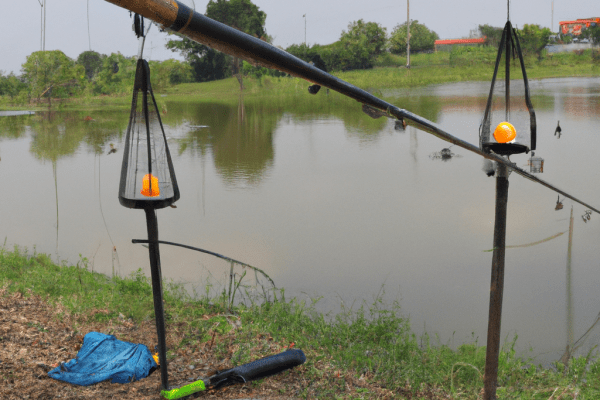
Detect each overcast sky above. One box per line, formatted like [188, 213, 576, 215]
[1, 0, 597, 75]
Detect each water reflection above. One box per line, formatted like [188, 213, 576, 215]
[167, 93, 399, 186]
[171, 100, 276, 186]
[0, 114, 30, 140]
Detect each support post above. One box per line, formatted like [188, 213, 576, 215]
[144, 207, 169, 390]
[483, 163, 509, 400]
[566, 206, 574, 353]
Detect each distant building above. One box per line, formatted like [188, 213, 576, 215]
[434, 37, 486, 52]
[559, 18, 599, 36]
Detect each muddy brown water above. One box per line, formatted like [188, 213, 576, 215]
[1, 77, 599, 364]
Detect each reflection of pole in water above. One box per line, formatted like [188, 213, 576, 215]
[410, 128, 418, 164]
[53, 160, 59, 261]
[566, 206, 574, 354]
[201, 153, 206, 217]
[238, 93, 245, 124]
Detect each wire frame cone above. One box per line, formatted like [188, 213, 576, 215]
[119, 59, 180, 209]
[480, 20, 537, 156]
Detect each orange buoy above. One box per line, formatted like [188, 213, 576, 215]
[141, 174, 160, 197]
[493, 122, 517, 143]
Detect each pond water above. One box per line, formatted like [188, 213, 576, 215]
[1, 77, 600, 364]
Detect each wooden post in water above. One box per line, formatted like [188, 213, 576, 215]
[483, 163, 509, 400]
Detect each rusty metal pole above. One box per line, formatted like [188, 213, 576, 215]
[483, 163, 509, 400]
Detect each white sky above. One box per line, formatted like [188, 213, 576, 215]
[1, 0, 597, 76]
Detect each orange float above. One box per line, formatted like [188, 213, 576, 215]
[493, 122, 517, 143]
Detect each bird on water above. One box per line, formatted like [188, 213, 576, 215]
[554, 121, 561, 137]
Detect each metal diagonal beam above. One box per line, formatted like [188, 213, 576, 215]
[104, 0, 600, 215]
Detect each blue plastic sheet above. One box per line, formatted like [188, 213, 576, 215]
[48, 332, 157, 386]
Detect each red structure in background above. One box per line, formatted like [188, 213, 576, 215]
[559, 18, 600, 36]
[434, 37, 486, 51]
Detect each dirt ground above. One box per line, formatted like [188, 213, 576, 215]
[0, 288, 428, 400]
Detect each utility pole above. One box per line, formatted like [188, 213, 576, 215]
[36, 0, 44, 51]
[303, 14, 306, 46]
[406, 0, 410, 68]
[552, 1, 554, 32]
[43, 0, 46, 51]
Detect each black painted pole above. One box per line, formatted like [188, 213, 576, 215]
[144, 207, 169, 390]
[483, 163, 509, 400]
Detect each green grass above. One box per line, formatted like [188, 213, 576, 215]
[2, 245, 600, 399]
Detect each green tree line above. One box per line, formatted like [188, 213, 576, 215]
[167, 0, 568, 79]
[0, 49, 193, 104]
[3, 0, 589, 104]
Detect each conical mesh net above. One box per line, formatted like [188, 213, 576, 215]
[119, 59, 179, 209]
[480, 21, 536, 156]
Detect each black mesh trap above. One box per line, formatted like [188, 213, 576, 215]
[480, 21, 536, 156]
[119, 59, 179, 209]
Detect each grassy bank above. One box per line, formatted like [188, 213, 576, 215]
[1, 246, 600, 399]
[3, 47, 598, 112]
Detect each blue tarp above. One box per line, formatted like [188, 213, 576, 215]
[48, 332, 157, 386]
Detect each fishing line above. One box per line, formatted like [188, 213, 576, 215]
[483, 231, 567, 252]
[97, 152, 122, 275]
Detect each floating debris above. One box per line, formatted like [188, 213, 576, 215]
[107, 143, 117, 155]
[188, 125, 209, 129]
[430, 146, 460, 161]
[582, 210, 592, 222]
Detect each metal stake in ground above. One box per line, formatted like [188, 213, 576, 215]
[145, 207, 169, 389]
[118, 57, 180, 391]
[483, 162, 509, 400]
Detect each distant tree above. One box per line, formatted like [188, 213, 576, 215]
[389, 20, 438, 54]
[95, 53, 137, 95]
[166, 0, 267, 86]
[76, 51, 106, 81]
[323, 19, 387, 71]
[21, 50, 85, 100]
[559, 34, 573, 44]
[0, 71, 27, 98]
[206, 0, 267, 89]
[518, 24, 552, 58]
[341, 20, 387, 57]
[285, 43, 314, 62]
[149, 59, 194, 90]
[205, 0, 266, 38]
[582, 25, 600, 44]
[166, 38, 229, 82]
[478, 24, 503, 47]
